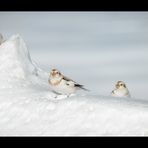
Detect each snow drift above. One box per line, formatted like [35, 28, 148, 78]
[0, 34, 148, 136]
[0, 35, 37, 78]
[0, 34, 48, 89]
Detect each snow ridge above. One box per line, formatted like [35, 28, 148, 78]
[1, 34, 148, 136]
[0, 34, 48, 89]
[0, 34, 38, 78]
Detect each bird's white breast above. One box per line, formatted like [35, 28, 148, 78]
[49, 79, 77, 95]
[112, 88, 130, 97]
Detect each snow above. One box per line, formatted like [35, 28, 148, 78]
[0, 12, 148, 136]
[0, 34, 148, 136]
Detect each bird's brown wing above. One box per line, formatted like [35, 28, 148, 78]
[63, 75, 89, 91]
[62, 75, 77, 83]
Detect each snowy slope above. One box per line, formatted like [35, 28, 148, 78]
[0, 34, 48, 89]
[0, 35, 148, 136]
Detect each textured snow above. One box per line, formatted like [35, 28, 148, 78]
[0, 34, 148, 136]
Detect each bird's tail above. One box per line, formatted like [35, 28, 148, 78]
[81, 87, 90, 91]
[75, 84, 90, 91]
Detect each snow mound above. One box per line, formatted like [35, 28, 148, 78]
[0, 34, 48, 88]
[0, 34, 38, 79]
[1, 34, 148, 136]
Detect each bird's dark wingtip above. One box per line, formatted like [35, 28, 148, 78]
[74, 84, 90, 91]
[81, 87, 90, 91]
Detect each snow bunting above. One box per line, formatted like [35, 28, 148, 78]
[111, 81, 131, 97]
[48, 69, 89, 97]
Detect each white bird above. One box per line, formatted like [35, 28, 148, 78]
[48, 69, 89, 97]
[111, 81, 131, 97]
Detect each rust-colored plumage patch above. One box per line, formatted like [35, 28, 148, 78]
[49, 78, 62, 86]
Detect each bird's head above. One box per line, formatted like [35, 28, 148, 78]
[115, 81, 126, 89]
[49, 69, 62, 78]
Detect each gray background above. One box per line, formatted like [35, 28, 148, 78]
[0, 12, 148, 99]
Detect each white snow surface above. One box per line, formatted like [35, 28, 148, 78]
[0, 35, 148, 136]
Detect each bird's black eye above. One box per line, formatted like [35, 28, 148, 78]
[66, 83, 69, 86]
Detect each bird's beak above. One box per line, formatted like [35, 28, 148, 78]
[50, 71, 57, 76]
